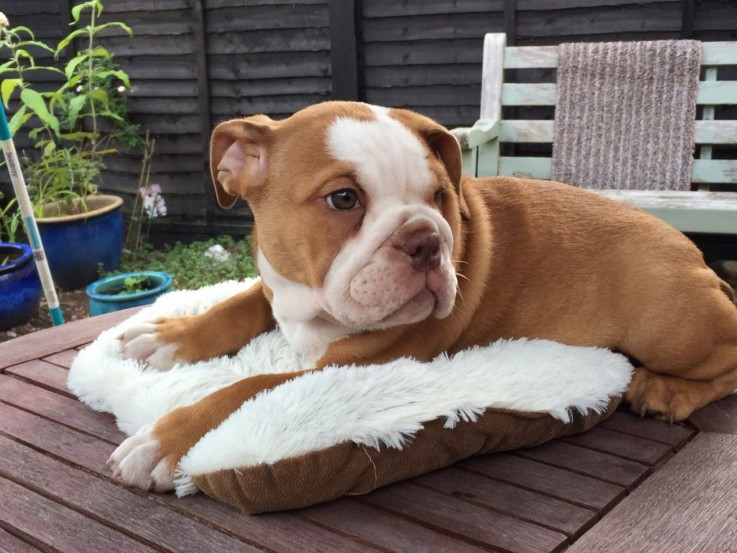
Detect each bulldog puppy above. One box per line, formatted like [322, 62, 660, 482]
[110, 101, 737, 492]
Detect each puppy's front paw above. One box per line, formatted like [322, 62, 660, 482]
[118, 319, 180, 370]
[108, 423, 176, 492]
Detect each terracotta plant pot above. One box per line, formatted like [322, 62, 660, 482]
[36, 195, 124, 291]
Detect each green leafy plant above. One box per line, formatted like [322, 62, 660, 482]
[94, 272, 155, 296]
[117, 236, 258, 290]
[0, 195, 21, 243]
[119, 273, 150, 295]
[0, 1, 142, 218]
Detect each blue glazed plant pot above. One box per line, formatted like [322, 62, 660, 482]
[37, 195, 124, 291]
[86, 271, 173, 316]
[0, 242, 42, 331]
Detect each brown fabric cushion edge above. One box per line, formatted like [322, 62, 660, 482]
[192, 397, 622, 514]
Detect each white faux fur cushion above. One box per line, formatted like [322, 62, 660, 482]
[68, 278, 633, 499]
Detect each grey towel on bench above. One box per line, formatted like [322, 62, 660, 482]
[551, 40, 702, 191]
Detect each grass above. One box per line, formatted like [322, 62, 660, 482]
[117, 235, 258, 290]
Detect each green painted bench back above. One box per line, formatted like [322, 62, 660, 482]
[458, 34, 737, 234]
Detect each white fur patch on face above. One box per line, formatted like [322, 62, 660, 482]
[322, 104, 457, 327]
[327, 105, 434, 203]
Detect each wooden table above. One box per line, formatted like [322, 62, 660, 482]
[1, 311, 735, 552]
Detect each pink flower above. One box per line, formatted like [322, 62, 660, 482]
[139, 184, 167, 218]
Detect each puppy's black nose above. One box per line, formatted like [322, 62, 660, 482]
[402, 230, 441, 272]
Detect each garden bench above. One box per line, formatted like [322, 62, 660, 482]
[454, 34, 737, 235]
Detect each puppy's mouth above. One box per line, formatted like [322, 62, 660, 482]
[337, 258, 456, 328]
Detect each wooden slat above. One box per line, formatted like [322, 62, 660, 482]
[503, 40, 737, 69]
[694, 120, 737, 145]
[412, 467, 598, 538]
[502, 83, 557, 106]
[599, 410, 693, 448]
[518, 441, 650, 488]
[172, 495, 376, 553]
[561, 427, 672, 465]
[0, 308, 141, 370]
[0, 477, 156, 553]
[0, 528, 42, 553]
[702, 41, 737, 65]
[501, 81, 737, 106]
[687, 393, 737, 435]
[362, 483, 568, 553]
[498, 120, 737, 145]
[41, 349, 79, 368]
[494, 157, 737, 191]
[591, 189, 737, 208]
[363, 0, 504, 18]
[498, 156, 552, 179]
[696, 81, 737, 105]
[459, 453, 625, 512]
[5, 359, 74, 397]
[500, 120, 554, 142]
[302, 498, 488, 553]
[0, 401, 114, 472]
[0, 436, 257, 552]
[638, 206, 737, 234]
[504, 44, 558, 69]
[567, 433, 737, 552]
[480, 33, 506, 120]
[0, 375, 124, 444]
[692, 159, 737, 184]
[584, 190, 737, 234]
[0, 400, 375, 553]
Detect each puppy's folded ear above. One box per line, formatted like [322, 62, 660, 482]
[209, 115, 277, 208]
[389, 109, 471, 220]
[423, 128, 471, 220]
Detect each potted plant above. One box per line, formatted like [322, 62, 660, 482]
[0, 1, 143, 290]
[86, 270, 172, 316]
[0, 210, 41, 329]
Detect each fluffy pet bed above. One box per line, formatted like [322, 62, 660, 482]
[69, 279, 633, 514]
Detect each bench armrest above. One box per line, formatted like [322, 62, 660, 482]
[468, 119, 500, 148]
[450, 127, 472, 149]
[451, 119, 500, 151]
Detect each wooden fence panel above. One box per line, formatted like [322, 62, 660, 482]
[0, 0, 735, 239]
[98, 1, 206, 221]
[360, 0, 506, 129]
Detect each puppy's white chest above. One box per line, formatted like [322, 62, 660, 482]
[258, 250, 349, 365]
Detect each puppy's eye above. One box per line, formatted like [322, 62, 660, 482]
[433, 189, 443, 207]
[327, 189, 360, 210]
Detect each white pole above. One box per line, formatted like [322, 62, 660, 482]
[1, 106, 64, 326]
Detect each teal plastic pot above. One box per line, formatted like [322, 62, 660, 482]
[37, 195, 124, 291]
[86, 271, 172, 316]
[0, 242, 42, 330]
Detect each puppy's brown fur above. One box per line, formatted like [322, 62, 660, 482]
[115, 104, 737, 489]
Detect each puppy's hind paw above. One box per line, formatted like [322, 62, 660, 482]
[626, 368, 696, 423]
